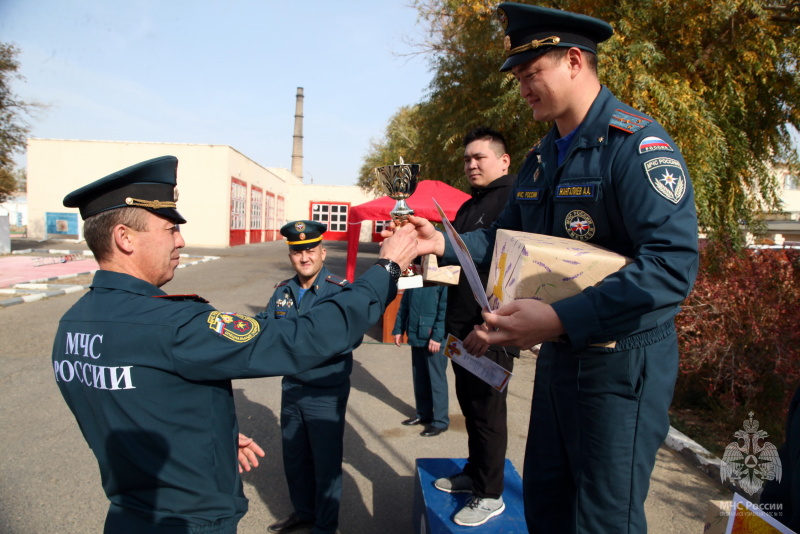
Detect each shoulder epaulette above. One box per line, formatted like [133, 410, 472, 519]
[274, 279, 291, 288]
[325, 274, 349, 287]
[153, 294, 209, 303]
[610, 109, 652, 134]
[525, 137, 545, 158]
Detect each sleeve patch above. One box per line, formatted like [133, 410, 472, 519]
[638, 136, 673, 154]
[207, 311, 260, 342]
[610, 109, 652, 134]
[642, 157, 688, 204]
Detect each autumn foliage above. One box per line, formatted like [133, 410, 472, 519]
[360, 0, 800, 243]
[674, 241, 800, 439]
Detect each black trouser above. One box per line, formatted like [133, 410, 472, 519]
[453, 348, 515, 499]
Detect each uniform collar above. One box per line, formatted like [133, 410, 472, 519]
[562, 85, 618, 150]
[288, 264, 331, 293]
[90, 269, 167, 296]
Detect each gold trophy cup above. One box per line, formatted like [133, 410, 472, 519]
[374, 157, 423, 289]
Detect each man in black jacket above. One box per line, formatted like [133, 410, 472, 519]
[432, 127, 520, 527]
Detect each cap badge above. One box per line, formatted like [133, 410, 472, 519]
[295, 221, 306, 232]
[299, 232, 306, 240]
[504, 35, 511, 52]
[173, 187, 179, 202]
[497, 7, 509, 30]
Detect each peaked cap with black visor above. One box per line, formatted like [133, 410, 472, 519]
[497, 3, 614, 72]
[63, 155, 186, 224]
[280, 220, 327, 251]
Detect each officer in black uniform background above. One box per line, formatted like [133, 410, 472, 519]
[52, 156, 416, 533]
[395, 4, 699, 533]
[259, 221, 354, 534]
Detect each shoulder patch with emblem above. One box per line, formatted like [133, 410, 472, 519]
[274, 279, 291, 289]
[326, 274, 349, 287]
[207, 311, 260, 342]
[642, 156, 688, 204]
[525, 137, 545, 159]
[610, 109, 652, 134]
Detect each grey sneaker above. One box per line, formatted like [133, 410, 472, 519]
[434, 472, 474, 494]
[453, 495, 505, 527]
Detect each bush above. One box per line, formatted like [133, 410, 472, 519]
[674, 240, 800, 445]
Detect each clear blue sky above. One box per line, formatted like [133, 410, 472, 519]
[0, 0, 433, 186]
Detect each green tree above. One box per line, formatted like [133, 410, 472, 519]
[362, 0, 800, 242]
[0, 43, 37, 203]
[357, 105, 424, 193]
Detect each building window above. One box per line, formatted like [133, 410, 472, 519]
[277, 196, 286, 228]
[266, 193, 276, 230]
[785, 172, 799, 190]
[311, 203, 348, 232]
[373, 220, 392, 234]
[251, 188, 263, 230]
[230, 180, 246, 230]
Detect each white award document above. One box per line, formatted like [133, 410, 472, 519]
[443, 334, 512, 392]
[433, 198, 492, 311]
[433, 198, 511, 358]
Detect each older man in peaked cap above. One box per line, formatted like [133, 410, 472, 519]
[397, 3, 699, 532]
[53, 156, 417, 533]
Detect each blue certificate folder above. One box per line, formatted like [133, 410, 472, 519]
[412, 458, 528, 533]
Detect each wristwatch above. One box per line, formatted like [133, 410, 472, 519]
[375, 258, 402, 284]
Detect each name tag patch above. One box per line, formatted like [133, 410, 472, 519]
[643, 157, 687, 204]
[516, 189, 544, 202]
[555, 183, 597, 201]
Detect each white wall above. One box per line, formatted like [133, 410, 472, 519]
[25, 139, 377, 247]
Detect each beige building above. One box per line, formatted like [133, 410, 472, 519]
[26, 138, 379, 248]
[758, 166, 800, 246]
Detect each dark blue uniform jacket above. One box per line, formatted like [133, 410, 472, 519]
[257, 265, 353, 387]
[391, 285, 448, 347]
[51, 266, 393, 528]
[442, 86, 699, 348]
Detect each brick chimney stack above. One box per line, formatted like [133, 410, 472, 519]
[292, 87, 304, 181]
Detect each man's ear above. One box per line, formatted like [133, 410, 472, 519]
[501, 153, 511, 171]
[112, 224, 135, 254]
[567, 47, 583, 77]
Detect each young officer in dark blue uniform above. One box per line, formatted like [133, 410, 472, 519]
[52, 156, 414, 534]
[391, 284, 450, 437]
[402, 4, 699, 533]
[259, 221, 354, 534]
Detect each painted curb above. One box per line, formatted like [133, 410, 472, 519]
[665, 425, 738, 494]
[0, 254, 219, 308]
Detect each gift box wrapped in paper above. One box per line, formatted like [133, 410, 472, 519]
[421, 254, 461, 286]
[486, 230, 633, 308]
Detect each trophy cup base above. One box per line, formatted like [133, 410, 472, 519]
[397, 274, 424, 290]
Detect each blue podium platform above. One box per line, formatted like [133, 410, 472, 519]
[412, 458, 528, 533]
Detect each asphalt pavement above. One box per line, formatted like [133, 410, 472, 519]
[0, 238, 731, 533]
